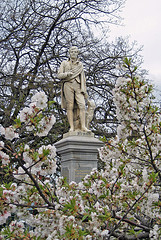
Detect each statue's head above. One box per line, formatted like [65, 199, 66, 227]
[69, 46, 79, 60]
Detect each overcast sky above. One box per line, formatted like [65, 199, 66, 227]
[109, 0, 161, 98]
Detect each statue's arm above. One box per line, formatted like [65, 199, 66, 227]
[57, 61, 72, 79]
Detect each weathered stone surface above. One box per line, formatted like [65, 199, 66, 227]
[55, 134, 104, 183]
[63, 130, 94, 138]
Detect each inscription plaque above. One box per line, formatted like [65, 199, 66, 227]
[75, 167, 91, 183]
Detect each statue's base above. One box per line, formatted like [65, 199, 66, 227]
[63, 130, 94, 138]
[55, 132, 103, 183]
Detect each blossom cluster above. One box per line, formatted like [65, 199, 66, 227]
[0, 63, 161, 239]
[19, 91, 56, 136]
[13, 144, 57, 180]
[0, 91, 55, 141]
[0, 126, 19, 140]
[0, 92, 57, 239]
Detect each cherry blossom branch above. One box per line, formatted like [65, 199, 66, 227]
[113, 214, 150, 232]
[5, 202, 53, 209]
[38, 177, 56, 204]
[111, 231, 149, 240]
[143, 126, 161, 182]
[107, 181, 153, 239]
[110, 172, 121, 198]
[17, 156, 55, 209]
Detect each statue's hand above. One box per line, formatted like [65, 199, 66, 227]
[66, 71, 73, 77]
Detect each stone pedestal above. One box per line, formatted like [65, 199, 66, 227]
[55, 131, 104, 183]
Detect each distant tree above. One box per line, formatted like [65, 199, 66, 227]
[83, 37, 145, 138]
[0, 0, 145, 141]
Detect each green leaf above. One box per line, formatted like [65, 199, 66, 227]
[82, 214, 88, 222]
[14, 117, 21, 128]
[149, 172, 158, 182]
[123, 57, 131, 66]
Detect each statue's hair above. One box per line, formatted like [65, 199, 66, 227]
[69, 46, 79, 53]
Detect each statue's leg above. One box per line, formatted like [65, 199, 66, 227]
[79, 109, 91, 132]
[79, 109, 89, 131]
[73, 101, 81, 130]
[67, 109, 74, 132]
[64, 82, 74, 132]
[75, 89, 91, 132]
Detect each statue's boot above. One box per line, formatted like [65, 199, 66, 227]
[80, 109, 91, 132]
[67, 109, 74, 132]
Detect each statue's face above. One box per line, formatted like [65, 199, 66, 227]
[69, 47, 79, 60]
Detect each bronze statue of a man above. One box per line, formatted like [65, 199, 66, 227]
[58, 46, 90, 132]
